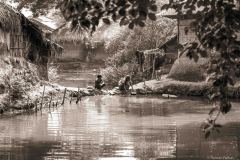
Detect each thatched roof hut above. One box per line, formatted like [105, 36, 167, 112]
[52, 23, 89, 43]
[0, 2, 63, 79]
[51, 23, 108, 64]
[29, 18, 54, 36]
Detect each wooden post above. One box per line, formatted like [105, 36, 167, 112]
[76, 87, 81, 104]
[49, 93, 53, 109]
[70, 92, 72, 104]
[40, 85, 45, 110]
[61, 88, 67, 105]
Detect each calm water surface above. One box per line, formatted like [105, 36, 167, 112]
[0, 95, 240, 160]
[57, 70, 96, 88]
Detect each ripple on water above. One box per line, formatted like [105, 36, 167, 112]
[0, 96, 240, 160]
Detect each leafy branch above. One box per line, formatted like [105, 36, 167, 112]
[12, 0, 159, 32]
[163, 0, 240, 138]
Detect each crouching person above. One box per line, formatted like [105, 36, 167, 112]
[118, 75, 133, 94]
[95, 75, 105, 90]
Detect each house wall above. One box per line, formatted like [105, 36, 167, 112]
[178, 19, 197, 45]
[179, 18, 240, 44]
[0, 3, 55, 81]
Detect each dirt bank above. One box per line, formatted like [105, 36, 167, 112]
[0, 57, 95, 116]
[133, 79, 240, 98]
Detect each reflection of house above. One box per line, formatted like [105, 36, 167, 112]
[0, 2, 62, 80]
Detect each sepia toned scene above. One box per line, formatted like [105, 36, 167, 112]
[0, 0, 240, 159]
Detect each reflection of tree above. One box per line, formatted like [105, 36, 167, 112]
[0, 140, 59, 160]
[132, 125, 177, 159]
[176, 122, 240, 159]
[123, 97, 177, 159]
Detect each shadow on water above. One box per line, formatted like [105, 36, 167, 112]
[0, 95, 240, 160]
[0, 140, 59, 160]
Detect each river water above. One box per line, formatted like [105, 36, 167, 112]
[0, 95, 240, 160]
[57, 70, 97, 88]
[1, 70, 240, 160]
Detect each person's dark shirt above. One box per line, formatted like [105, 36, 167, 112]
[95, 78, 104, 89]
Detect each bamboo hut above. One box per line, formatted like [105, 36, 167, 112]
[51, 23, 90, 62]
[0, 2, 63, 80]
[29, 18, 54, 39]
[52, 23, 108, 65]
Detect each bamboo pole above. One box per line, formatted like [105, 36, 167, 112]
[70, 92, 72, 104]
[40, 85, 45, 110]
[61, 88, 67, 105]
[76, 87, 81, 104]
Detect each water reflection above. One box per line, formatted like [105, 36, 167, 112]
[0, 96, 240, 159]
[57, 70, 96, 88]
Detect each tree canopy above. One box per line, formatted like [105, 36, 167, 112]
[12, 0, 160, 32]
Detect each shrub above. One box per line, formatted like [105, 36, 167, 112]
[102, 16, 177, 85]
[48, 63, 60, 83]
[101, 62, 143, 86]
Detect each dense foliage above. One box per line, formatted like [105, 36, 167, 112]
[102, 17, 176, 85]
[12, 0, 159, 32]
[162, 0, 240, 137]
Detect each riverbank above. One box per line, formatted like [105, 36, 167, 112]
[133, 79, 240, 98]
[0, 82, 96, 117]
[0, 57, 96, 116]
[1, 56, 240, 117]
